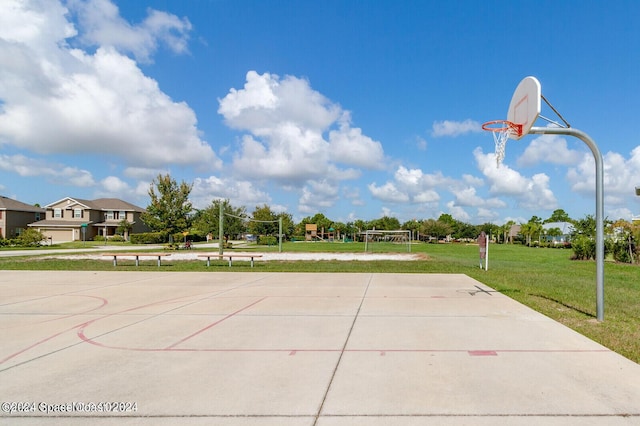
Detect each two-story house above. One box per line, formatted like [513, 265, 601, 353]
[28, 197, 150, 243]
[0, 196, 45, 239]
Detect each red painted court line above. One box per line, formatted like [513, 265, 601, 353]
[469, 350, 498, 356]
[164, 297, 268, 350]
[1, 323, 90, 365]
[76, 292, 268, 351]
[0, 295, 108, 330]
[0, 295, 109, 365]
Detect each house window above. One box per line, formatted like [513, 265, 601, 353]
[119, 211, 126, 220]
[105, 211, 114, 220]
[74, 209, 82, 219]
[35, 212, 41, 221]
[54, 208, 62, 218]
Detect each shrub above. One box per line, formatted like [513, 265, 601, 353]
[17, 229, 46, 246]
[258, 235, 277, 246]
[612, 240, 633, 264]
[171, 231, 208, 245]
[571, 235, 595, 260]
[130, 232, 166, 244]
[0, 238, 20, 247]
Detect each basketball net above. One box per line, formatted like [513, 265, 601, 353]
[481, 120, 522, 167]
[492, 129, 509, 167]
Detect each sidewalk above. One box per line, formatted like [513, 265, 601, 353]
[1, 271, 639, 425]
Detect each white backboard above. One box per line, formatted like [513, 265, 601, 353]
[507, 76, 541, 140]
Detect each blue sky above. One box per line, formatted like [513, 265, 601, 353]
[1, 0, 640, 225]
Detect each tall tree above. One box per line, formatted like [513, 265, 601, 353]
[545, 209, 572, 223]
[353, 219, 367, 232]
[402, 219, 421, 240]
[437, 213, 457, 227]
[520, 222, 534, 246]
[420, 219, 452, 241]
[529, 215, 543, 225]
[193, 199, 247, 238]
[572, 214, 597, 238]
[479, 223, 500, 241]
[248, 205, 278, 236]
[310, 213, 333, 232]
[501, 220, 516, 244]
[141, 174, 193, 236]
[456, 222, 480, 240]
[277, 211, 295, 239]
[521, 218, 543, 246]
[546, 227, 563, 243]
[369, 216, 401, 230]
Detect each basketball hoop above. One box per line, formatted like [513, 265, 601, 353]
[482, 120, 522, 166]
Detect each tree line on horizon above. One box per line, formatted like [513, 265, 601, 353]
[139, 174, 640, 252]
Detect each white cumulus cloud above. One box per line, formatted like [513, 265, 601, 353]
[368, 182, 410, 203]
[68, 0, 192, 63]
[567, 146, 640, 208]
[0, 153, 95, 187]
[474, 147, 557, 210]
[218, 71, 384, 184]
[190, 175, 271, 210]
[0, 0, 219, 171]
[298, 179, 341, 213]
[432, 119, 481, 137]
[517, 134, 583, 167]
[446, 201, 471, 222]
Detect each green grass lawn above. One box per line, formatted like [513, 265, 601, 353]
[1, 241, 639, 363]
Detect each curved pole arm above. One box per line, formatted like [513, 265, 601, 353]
[529, 126, 604, 322]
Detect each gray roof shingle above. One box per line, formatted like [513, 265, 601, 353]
[0, 196, 45, 213]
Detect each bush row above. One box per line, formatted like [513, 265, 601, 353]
[128, 231, 211, 245]
[129, 232, 166, 244]
[258, 235, 277, 245]
[571, 236, 639, 264]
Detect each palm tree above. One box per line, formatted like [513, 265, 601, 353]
[501, 220, 515, 244]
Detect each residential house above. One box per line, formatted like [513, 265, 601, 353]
[28, 197, 150, 243]
[542, 221, 575, 244]
[508, 224, 521, 244]
[0, 196, 45, 239]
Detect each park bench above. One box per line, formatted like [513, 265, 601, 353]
[198, 253, 263, 268]
[103, 253, 171, 267]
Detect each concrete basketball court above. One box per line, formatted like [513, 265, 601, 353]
[1, 271, 640, 425]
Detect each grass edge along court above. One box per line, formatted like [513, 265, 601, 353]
[1, 242, 639, 365]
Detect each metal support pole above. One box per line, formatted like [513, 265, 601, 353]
[529, 126, 604, 321]
[218, 202, 224, 256]
[278, 217, 283, 253]
[485, 236, 489, 271]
